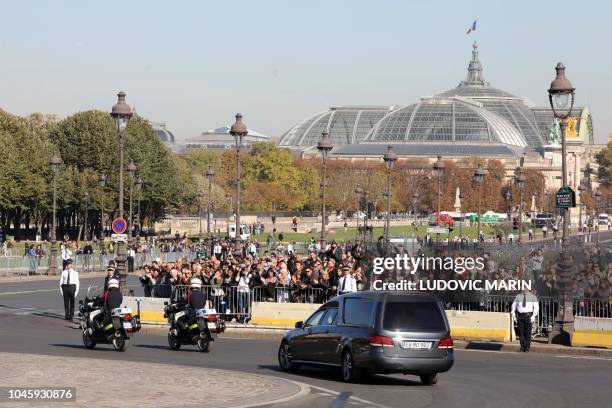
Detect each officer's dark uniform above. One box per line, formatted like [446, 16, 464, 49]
[93, 288, 123, 328]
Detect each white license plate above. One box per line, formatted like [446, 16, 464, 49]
[122, 322, 132, 329]
[401, 341, 432, 350]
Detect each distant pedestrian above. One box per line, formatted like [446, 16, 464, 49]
[542, 225, 547, 238]
[511, 288, 538, 352]
[59, 259, 79, 321]
[528, 228, 533, 241]
[508, 232, 514, 245]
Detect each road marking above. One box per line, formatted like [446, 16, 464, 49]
[457, 348, 612, 361]
[0, 289, 59, 296]
[308, 384, 391, 408]
[555, 355, 612, 361]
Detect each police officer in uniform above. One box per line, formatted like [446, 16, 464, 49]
[59, 259, 79, 320]
[511, 288, 539, 352]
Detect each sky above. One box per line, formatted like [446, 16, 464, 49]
[1, 0, 611, 143]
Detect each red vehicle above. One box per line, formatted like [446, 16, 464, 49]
[429, 212, 455, 226]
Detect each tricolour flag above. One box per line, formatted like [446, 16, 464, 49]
[466, 20, 476, 35]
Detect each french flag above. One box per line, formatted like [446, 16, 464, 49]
[466, 20, 476, 34]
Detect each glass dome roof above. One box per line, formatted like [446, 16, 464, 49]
[278, 42, 591, 150]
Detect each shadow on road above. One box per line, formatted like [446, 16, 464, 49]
[134, 344, 201, 353]
[50, 343, 114, 352]
[465, 342, 503, 351]
[257, 364, 420, 386]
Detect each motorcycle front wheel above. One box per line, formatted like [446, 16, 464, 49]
[112, 336, 130, 352]
[197, 336, 212, 353]
[168, 333, 181, 350]
[82, 332, 96, 349]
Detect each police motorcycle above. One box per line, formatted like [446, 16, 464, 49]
[164, 277, 225, 352]
[78, 280, 141, 351]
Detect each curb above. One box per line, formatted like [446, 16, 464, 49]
[140, 322, 612, 357]
[0, 271, 108, 282]
[454, 340, 612, 357]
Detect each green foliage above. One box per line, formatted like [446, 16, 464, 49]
[595, 141, 612, 186]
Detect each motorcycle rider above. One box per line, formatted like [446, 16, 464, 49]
[173, 277, 206, 333]
[91, 278, 123, 330]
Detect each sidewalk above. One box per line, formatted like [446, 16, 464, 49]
[0, 352, 304, 408]
[0, 271, 107, 283]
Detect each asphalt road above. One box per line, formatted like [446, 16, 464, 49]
[0, 277, 611, 408]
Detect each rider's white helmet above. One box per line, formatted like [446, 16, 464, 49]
[107, 278, 119, 289]
[190, 277, 202, 289]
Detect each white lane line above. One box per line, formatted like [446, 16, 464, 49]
[555, 355, 612, 361]
[0, 289, 59, 296]
[456, 348, 612, 361]
[308, 384, 391, 408]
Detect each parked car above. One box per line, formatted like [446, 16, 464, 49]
[278, 291, 454, 385]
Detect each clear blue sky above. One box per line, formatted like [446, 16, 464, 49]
[1, 0, 610, 143]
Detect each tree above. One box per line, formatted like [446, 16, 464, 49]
[595, 141, 612, 186]
[0, 110, 55, 236]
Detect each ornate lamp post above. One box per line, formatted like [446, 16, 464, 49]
[412, 192, 419, 230]
[354, 184, 363, 240]
[110, 91, 132, 293]
[83, 192, 89, 242]
[317, 132, 333, 250]
[473, 162, 486, 243]
[505, 189, 513, 233]
[595, 189, 602, 246]
[382, 145, 397, 246]
[206, 165, 215, 254]
[135, 178, 143, 238]
[226, 193, 232, 238]
[433, 156, 445, 226]
[412, 192, 419, 254]
[99, 174, 107, 240]
[515, 167, 526, 243]
[127, 159, 137, 246]
[48, 152, 61, 275]
[577, 182, 585, 241]
[547, 62, 576, 345]
[230, 113, 248, 258]
[458, 191, 464, 238]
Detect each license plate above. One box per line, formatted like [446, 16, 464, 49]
[123, 322, 132, 329]
[400, 341, 432, 350]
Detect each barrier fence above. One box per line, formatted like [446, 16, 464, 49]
[139, 285, 610, 335]
[0, 251, 192, 277]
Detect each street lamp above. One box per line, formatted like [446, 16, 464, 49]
[595, 188, 602, 246]
[458, 191, 464, 239]
[83, 191, 89, 242]
[110, 91, 132, 293]
[382, 145, 397, 246]
[433, 156, 445, 226]
[577, 182, 586, 242]
[412, 192, 419, 230]
[99, 174, 107, 240]
[206, 165, 215, 255]
[317, 132, 333, 251]
[135, 178, 143, 238]
[473, 162, 486, 244]
[547, 62, 576, 346]
[48, 152, 61, 275]
[127, 159, 137, 246]
[515, 167, 526, 243]
[355, 184, 363, 240]
[226, 193, 232, 238]
[230, 113, 248, 258]
[505, 189, 513, 233]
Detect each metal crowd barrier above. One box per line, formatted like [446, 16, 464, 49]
[144, 284, 252, 322]
[252, 286, 334, 304]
